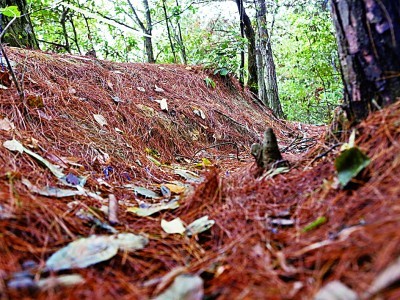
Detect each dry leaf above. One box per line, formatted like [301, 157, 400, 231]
[3, 139, 24, 153]
[193, 109, 206, 120]
[45, 233, 148, 271]
[163, 183, 186, 194]
[155, 98, 168, 111]
[153, 274, 204, 300]
[0, 118, 15, 131]
[93, 114, 108, 127]
[155, 85, 165, 92]
[161, 218, 186, 234]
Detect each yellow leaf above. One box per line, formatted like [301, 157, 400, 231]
[164, 183, 186, 194]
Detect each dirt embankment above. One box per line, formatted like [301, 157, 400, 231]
[0, 47, 399, 299]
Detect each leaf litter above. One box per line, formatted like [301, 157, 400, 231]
[0, 46, 399, 299]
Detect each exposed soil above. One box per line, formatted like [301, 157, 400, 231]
[0, 46, 399, 299]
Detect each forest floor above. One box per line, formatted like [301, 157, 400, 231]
[0, 47, 399, 300]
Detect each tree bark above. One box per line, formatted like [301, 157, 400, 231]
[330, 0, 400, 123]
[127, 0, 155, 63]
[0, 0, 38, 48]
[235, 0, 258, 93]
[255, 0, 284, 118]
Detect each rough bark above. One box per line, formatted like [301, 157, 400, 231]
[330, 0, 400, 123]
[128, 0, 155, 63]
[235, 0, 258, 93]
[0, 0, 38, 48]
[255, 0, 284, 118]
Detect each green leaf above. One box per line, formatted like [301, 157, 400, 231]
[0, 6, 21, 17]
[219, 68, 229, 76]
[334, 147, 371, 187]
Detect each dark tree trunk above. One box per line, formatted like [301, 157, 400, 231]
[141, 0, 155, 63]
[330, 0, 400, 123]
[255, 0, 284, 118]
[0, 0, 38, 48]
[236, 0, 258, 93]
[128, 0, 155, 63]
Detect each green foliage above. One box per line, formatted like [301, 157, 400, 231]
[0, 6, 21, 17]
[274, 7, 342, 124]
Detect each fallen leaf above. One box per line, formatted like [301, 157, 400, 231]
[45, 233, 148, 271]
[111, 96, 124, 103]
[4, 139, 65, 178]
[153, 274, 204, 300]
[193, 109, 206, 120]
[112, 233, 149, 251]
[174, 169, 201, 183]
[37, 274, 85, 291]
[3, 139, 24, 153]
[161, 218, 186, 234]
[155, 85, 165, 92]
[132, 186, 161, 199]
[0, 118, 15, 131]
[335, 147, 370, 187]
[155, 98, 168, 111]
[163, 183, 186, 194]
[127, 198, 179, 217]
[186, 216, 215, 236]
[314, 280, 358, 300]
[93, 114, 108, 127]
[26, 94, 44, 108]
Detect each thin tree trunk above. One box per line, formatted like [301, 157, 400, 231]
[330, 0, 400, 123]
[60, 7, 71, 53]
[255, 0, 284, 118]
[162, 0, 177, 63]
[175, 0, 187, 64]
[236, 0, 257, 92]
[127, 0, 155, 63]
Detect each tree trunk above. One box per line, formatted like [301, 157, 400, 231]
[235, 0, 258, 93]
[128, 0, 155, 63]
[255, 0, 284, 118]
[0, 0, 38, 48]
[141, 0, 155, 63]
[330, 0, 400, 123]
[162, 0, 177, 63]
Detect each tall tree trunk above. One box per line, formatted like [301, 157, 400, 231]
[127, 0, 155, 63]
[330, 0, 400, 123]
[255, 0, 284, 118]
[162, 0, 177, 63]
[174, 0, 187, 64]
[141, 0, 155, 63]
[235, 0, 258, 92]
[0, 0, 38, 48]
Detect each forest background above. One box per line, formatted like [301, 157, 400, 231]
[1, 0, 340, 124]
